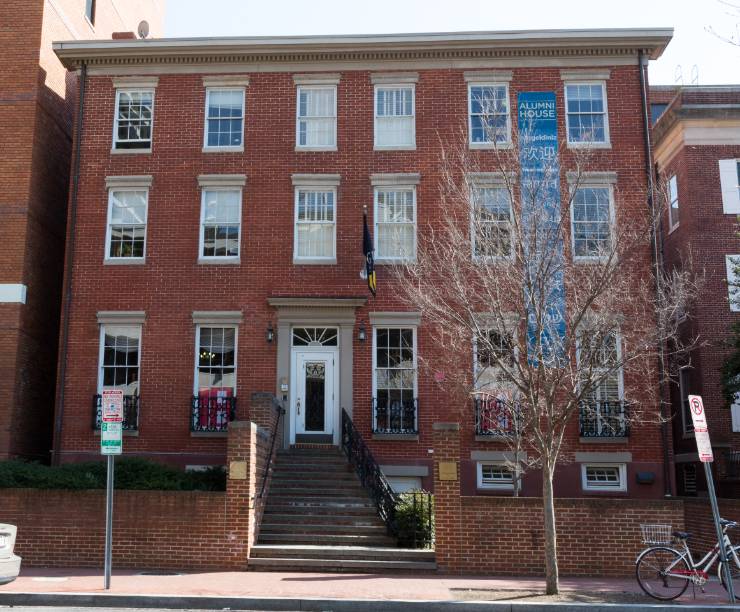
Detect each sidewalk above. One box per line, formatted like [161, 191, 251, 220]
[0, 567, 737, 610]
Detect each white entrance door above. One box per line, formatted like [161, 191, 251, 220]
[293, 351, 337, 440]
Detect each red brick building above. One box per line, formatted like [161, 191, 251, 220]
[652, 85, 740, 496]
[52, 29, 673, 500]
[0, 0, 164, 460]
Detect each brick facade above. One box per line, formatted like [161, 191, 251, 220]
[0, 0, 164, 461]
[651, 86, 740, 496]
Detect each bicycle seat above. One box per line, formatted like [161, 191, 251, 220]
[672, 530, 691, 540]
[720, 519, 738, 528]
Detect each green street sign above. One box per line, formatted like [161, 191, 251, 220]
[101, 422, 122, 455]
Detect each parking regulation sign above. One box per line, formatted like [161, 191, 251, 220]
[101, 422, 122, 455]
[688, 395, 713, 463]
[101, 389, 123, 423]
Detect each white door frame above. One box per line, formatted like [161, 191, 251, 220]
[290, 347, 340, 445]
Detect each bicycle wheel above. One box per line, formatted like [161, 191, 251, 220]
[718, 545, 740, 593]
[636, 546, 690, 601]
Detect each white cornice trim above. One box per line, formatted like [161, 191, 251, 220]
[464, 70, 513, 82]
[292, 174, 341, 186]
[371, 71, 419, 84]
[293, 73, 341, 85]
[566, 171, 618, 185]
[105, 175, 153, 189]
[198, 174, 247, 187]
[268, 297, 366, 308]
[192, 311, 243, 325]
[466, 172, 514, 185]
[370, 173, 421, 186]
[202, 75, 250, 87]
[560, 68, 611, 80]
[111, 76, 159, 88]
[97, 311, 146, 324]
[369, 311, 422, 326]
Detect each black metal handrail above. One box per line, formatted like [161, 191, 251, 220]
[342, 409, 399, 537]
[474, 396, 519, 437]
[92, 394, 139, 430]
[258, 397, 285, 499]
[579, 401, 629, 438]
[372, 397, 418, 434]
[191, 395, 237, 432]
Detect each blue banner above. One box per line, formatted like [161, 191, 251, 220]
[517, 92, 566, 363]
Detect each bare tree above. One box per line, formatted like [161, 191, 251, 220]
[389, 106, 700, 593]
[707, 1, 740, 46]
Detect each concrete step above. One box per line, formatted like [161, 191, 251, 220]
[267, 487, 370, 498]
[274, 459, 351, 470]
[250, 544, 435, 561]
[260, 523, 387, 535]
[260, 513, 385, 526]
[247, 557, 437, 572]
[257, 533, 395, 546]
[264, 502, 378, 516]
[271, 472, 358, 481]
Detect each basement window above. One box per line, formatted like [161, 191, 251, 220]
[477, 462, 516, 490]
[581, 463, 626, 492]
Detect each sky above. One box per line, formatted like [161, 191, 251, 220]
[164, 0, 740, 85]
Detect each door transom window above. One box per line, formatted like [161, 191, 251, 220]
[292, 327, 338, 346]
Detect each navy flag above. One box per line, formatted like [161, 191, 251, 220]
[363, 210, 377, 296]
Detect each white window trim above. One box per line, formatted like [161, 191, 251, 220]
[472, 326, 518, 392]
[198, 187, 243, 264]
[564, 81, 611, 148]
[467, 82, 512, 149]
[104, 187, 149, 264]
[726, 254, 740, 312]
[570, 183, 616, 262]
[371, 325, 419, 427]
[719, 159, 740, 214]
[668, 175, 679, 232]
[112, 88, 155, 154]
[469, 183, 514, 263]
[373, 84, 416, 151]
[97, 323, 142, 394]
[295, 85, 338, 151]
[202, 87, 246, 153]
[476, 461, 518, 490]
[193, 324, 238, 396]
[293, 186, 337, 265]
[581, 463, 627, 492]
[575, 329, 625, 402]
[373, 185, 417, 263]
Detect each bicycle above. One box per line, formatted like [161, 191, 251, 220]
[635, 519, 740, 600]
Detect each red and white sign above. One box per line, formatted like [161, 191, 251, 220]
[101, 389, 123, 423]
[688, 395, 714, 463]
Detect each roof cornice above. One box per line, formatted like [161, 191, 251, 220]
[52, 28, 673, 70]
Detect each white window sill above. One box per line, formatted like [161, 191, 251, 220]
[111, 147, 152, 155]
[198, 257, 241, 265]
[566, 141, 612, 150]
[473, 255, 514, 264]
[475, 434, 513, 442]
[374, 145, 417, 151]
[573, 256, 609, 264]
[668, 222, 680, 235]
[295, 146, 338, 152]
[104, 258, 146, 265]
[376, 258, 416, 264]
[293, 257, 337, 265]
[469, 142, 513, 150]
[202, 146, 244, 153]
[477, 484, 516, 491]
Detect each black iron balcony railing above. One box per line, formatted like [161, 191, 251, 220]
[92, 394, 140, 431]
[191, 395, 236, 433]
[372, 397, 418, 434]
[579, 401, 629, 438]
[474, 395, 518, 437]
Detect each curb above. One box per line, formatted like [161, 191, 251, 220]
[0, 592, 738, 611]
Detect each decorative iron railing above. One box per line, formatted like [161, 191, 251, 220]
[258, 397, 285, 499]
[579, 401, 629, 438]
[474, 396, 518, 437]
[190, 395, 236, 433]
[372, 397, 418, 434]
[92, 394, 139, 431]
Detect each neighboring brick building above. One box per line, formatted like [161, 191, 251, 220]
[652, 85, 740, 496]
[0, 0, 164, 460]
[52, 28, 673, 501]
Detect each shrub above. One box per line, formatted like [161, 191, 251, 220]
[0, 459, 226, 491]
[394, 490, 434, 548]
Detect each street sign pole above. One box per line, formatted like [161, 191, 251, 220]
[688, 395, 735, 604]
[104, 454, 114, 590]
[100, 389, 123, 591]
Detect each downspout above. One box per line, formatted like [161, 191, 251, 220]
[52, 61, 86, 466]
[638, 50, 672, 496]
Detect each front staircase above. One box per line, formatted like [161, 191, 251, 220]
[248, 446, 436, 572]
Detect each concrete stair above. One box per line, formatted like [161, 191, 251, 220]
[249, 446, 436, 573]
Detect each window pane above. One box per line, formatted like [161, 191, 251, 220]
[197, 327, 236, 392]
[573, 187, 610, 257]
[115, 90, 153, 148]
[206, 90, 243, 147]
[566, 84, 607, 143]
[100, 326, 140, 394]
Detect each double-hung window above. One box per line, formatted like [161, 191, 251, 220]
[468, 82, 510, 146]
[374, 81, 415, 149]
[194, 325, 237, 432]
[719, 159, 740, 214]
[293, 178, 338, 263]
[668, 175, 679, 230]
[99, 325, 141, 396]
[204, 88, 245, 150]
[197, 175, 245, 263]
[113, 86, 155, 151]
[564, 82, 609, 146]
[471, 185, 512, 259]
[374, 185, 416, 261]
[474, 328, 515, 391]
[104, 176, 152, 262]
[296, 86, 337, 149]
[373, 327, 417, 434]
[571, 185, 613, 259]
[679, 366, 694, 435]
[726, 255, 740, 312]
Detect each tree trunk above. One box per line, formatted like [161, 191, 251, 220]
[542, 467, 559, 595]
